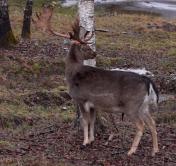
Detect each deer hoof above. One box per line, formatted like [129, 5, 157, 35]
[127, 149, 136, 156]
[88, 141, 94, 147]
[80, 144, 87, 150]
[152, 149, 159, 157]
[88, 139, 94, 144]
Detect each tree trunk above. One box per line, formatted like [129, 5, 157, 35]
[78, 0, 96, 67]
[77, 0, 107, 132]
[0, 0, 16, 47]
[21, 0, 33, 39]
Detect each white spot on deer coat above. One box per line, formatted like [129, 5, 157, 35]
[84, 101, 94, 112]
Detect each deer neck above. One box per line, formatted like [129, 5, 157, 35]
[65, 44, 83, 81]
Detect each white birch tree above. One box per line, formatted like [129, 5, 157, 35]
[77, 0, 108, 131]
[78, 0, 96, 66]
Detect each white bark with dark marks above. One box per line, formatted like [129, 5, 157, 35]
[78, 0, 96, 66]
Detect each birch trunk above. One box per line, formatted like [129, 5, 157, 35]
[77, 0, 107, 131]
[21, 0, 33, 39]
[0, 0, 16, 47]
[78, 0, 96, 67]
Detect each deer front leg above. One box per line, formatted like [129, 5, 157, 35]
[82, 117, 89, 146]
[79, 104, 90, 147]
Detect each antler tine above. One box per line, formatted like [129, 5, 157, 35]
[31, 18, 36, 24]
[49, 17, 90, 45]
[35, 12, 41, 20]
[71, 17, 94, 44]
[49, 29, 71, 39]
[33, 5, 92, 45]
[76, 31, 94, 44]
[84, 31, 94, 42]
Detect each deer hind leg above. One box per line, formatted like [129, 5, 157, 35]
[128, 119, 145, 156]
[143, 113, 159, 156]
[89, 107, 96, 144]
[82, 116, 89, 146]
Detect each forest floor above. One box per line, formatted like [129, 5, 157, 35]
[0, 3, 176, 166]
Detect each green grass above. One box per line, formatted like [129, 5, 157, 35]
[96, 56, 125, 68]
[156, 112, 176, 124]
[0, 102, 75, 129]
[0, 140, 15, 149]
[168, 48, 176, 56]
[96, 14, 176, 52]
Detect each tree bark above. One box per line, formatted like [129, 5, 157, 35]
[77, 0, 107, 132]
[21, 0, 33, 39]
[78, 0, 96, 67]
[0, 0, 16, 47]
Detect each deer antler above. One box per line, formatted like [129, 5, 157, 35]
[33, 6, 93, 44]
[49, 29, 71, 39]
[49, 18, 93, 44]
[32, 5, 54, 33]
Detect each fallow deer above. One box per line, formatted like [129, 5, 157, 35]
[33, 11, 159, 156]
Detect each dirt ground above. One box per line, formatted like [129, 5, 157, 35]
[0, 6, 176, 166]
[0, 116, 176, 166]
[0, 37, 175, 166]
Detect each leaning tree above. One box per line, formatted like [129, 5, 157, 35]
[21, 0, 33, 39]
[0, 0, 16, 47]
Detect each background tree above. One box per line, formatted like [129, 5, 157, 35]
[21, 0, 33, 39]
[78, 0, 96, 66]
[0, 0, 16, 47]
